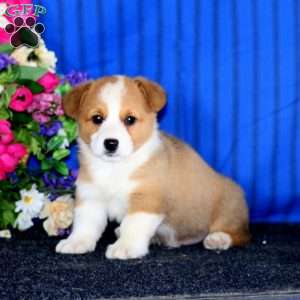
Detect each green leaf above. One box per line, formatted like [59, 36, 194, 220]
[16, 79, 44, 94]
[0, 199, 15, 211]
[0, 108, 11, 119]
[53, 149, 70, 160]
[41, 159, 53, 171]
[12, 112, 32, 124]
[47, 135, 64, 152]
[0, 43, 14, 54]
[2, 210, 15, 227]
[62, 117, 78, 142]
[29, 136, 41, 155]
[26, 121, 39, 132]
[17, 65, 47, 81]
[37, 152, 45, 160]
[0, 66, 19, 84]
[56, 83, 72, 96]
[53, 161, 69, 176]
[0, 199, 16, 229]
[0, 85, 17, 108]
[14, 128, 31, 145]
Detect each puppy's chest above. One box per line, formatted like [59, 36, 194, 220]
[89, 162, 139, 222]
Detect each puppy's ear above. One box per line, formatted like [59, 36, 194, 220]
[63, 81, 93, 119]
[134, 77, 166, 112]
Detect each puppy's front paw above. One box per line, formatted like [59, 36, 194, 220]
[56, 237, 96, 254]
[105, 239, 148, 260]
[203, 232, 232, 250]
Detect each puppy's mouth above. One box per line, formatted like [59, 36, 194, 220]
[102, 152, 122, 162]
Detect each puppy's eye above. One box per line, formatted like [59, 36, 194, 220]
[124, 115, 137, 126]
[92, 115, 104, 125]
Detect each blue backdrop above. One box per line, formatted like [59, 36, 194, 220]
[37, 0, 300, 222]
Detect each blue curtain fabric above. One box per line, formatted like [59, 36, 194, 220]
[38, 0, 300, 222]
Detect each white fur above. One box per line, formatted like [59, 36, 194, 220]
[78, 128, 161, 221]
[156, 223, 180, 248]
[106, 212, 164, 259]
[56, 76, 164, 257]
[56, 129, 162, 255]
[55, 188, 107, 254]
[90, 77, 134, 161]
[203, 232, 232, 250]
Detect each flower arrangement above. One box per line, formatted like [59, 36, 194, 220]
[0, 41, 87, 238]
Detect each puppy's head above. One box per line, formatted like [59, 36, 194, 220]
[63, 76, 166, 161]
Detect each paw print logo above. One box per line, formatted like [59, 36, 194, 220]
[5, 16, 45, 48]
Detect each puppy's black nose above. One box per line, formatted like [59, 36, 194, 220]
[104, 138, 119, 153]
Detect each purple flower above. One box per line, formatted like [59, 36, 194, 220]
[43, 170, 77, 190]
[27, 155, 41, 174]
[9, 172, 18, 184]
[64, 70, 89, 86]
[43, 172, 57, 188]
[0, 54, 16, 71]
[40, 121, 62, 137]
[58, 228, 71, 237]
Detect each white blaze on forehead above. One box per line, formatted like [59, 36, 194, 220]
[99, 76, 126, 115]
[90, 76, 133, 159]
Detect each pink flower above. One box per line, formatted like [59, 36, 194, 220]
[0, 144, 7, 154]
[32, 112, 50, 124]
[7, 143, 27, 159]
[9, 87, 33, 112]
[27, 93, 53, 113]
[37, 72, 60, 93]
[0, 0, 34, 45]
[0, 169, 6, 181]
[0, 119, 14, 144]
[0, 153, 18, 173]
[27, 93, 63, 123]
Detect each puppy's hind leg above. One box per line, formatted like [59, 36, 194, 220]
[204, 180, 250, 251]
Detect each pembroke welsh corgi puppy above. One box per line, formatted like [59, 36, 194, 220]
[56, 76, 250, 259]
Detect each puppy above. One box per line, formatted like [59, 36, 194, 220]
[56, 76, 250, 259]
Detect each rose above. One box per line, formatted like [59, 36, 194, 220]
[0, 153, 18, 173]
[9, 86, 33, 112]
[0, 120, 14, 144]
[0, 169, 6, 181]
[37, 72, 60, 93]
[0, 144, 7, 154]
[7, 143, 27, 159]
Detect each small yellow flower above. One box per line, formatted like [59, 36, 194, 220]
[24, 196, 33, 204]
[40, 195, 74, 236]
[0, 229, 11, 239]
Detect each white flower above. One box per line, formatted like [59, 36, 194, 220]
[10, 39, 57, 71]
[0, 4, 9, 29]
[35, 39, 57, 71]
[15, 184, 47, 218]
[0, 229, 11, 239]
[10, 46, 35, 67]
[40, 195, 74, 236]
[15, 212, 34, 231]
[0, 84, 4, 94]
[57, 128, 70, 149]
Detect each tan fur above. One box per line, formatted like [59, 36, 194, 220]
[120, 77, 160, 150]
[134, 77, 166, 112]
[63, 77, 118, 144]
[64, 75, 250, 249]
[130, 133, 250, 246]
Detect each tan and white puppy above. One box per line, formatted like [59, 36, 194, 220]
[56, 75, 250, 259]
